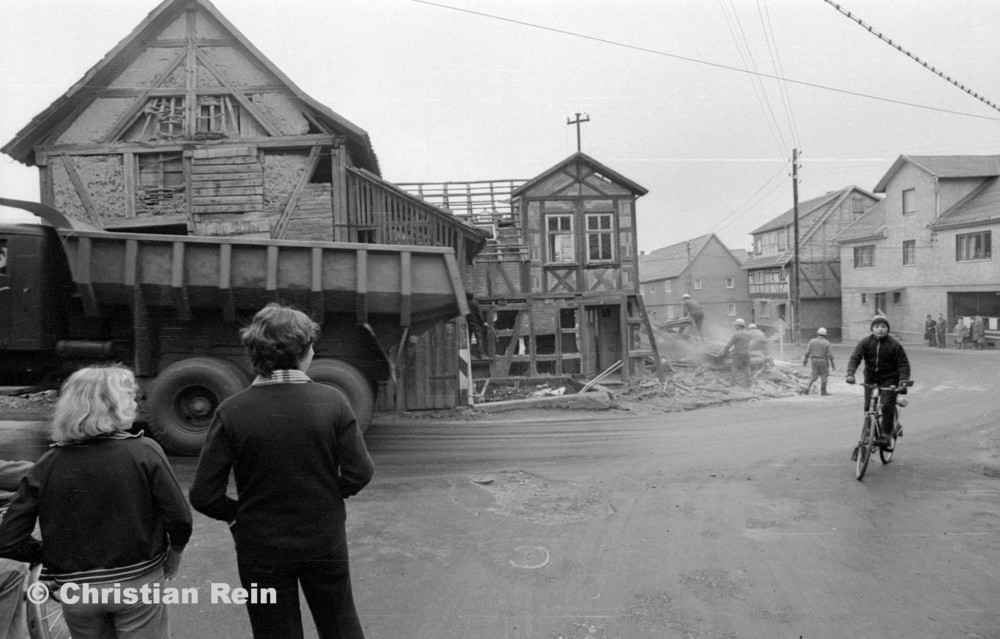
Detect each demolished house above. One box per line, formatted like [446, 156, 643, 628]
[1, 0, 488, 412]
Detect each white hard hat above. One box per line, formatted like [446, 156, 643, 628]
[682, 293, 691, 299]
[817, 327, 827, 336]
[748, 323, 757, 329]
[734, 318, 745, 326]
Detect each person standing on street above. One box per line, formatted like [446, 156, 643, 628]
[924, 314, 937, 347]
[955, 317, 969, 349]
[0, 365, 192, 639]
[800, 327, 835, 395]
[190, 303, 374, 639]
[681, 293, 706, 338]
[724, 318, 752, 388]
[936, 313, 947, 348]
[972, 315, 986, 350]
[846, 316, 911, 446]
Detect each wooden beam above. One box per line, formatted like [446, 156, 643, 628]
[271, 145, 321, 239]
[102, 49, 187, 143]
[59, 155, 102, 227]
[195, 49, 282, 137]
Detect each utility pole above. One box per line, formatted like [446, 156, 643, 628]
[792, 148, 801, 343]
[567, 112, 590, 152]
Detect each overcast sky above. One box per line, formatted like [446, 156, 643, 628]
[2, 0, 999, 252]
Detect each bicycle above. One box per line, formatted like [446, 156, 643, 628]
[851, 380, 913, 480]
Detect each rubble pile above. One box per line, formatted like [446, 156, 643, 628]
[619, 360, 809, 412]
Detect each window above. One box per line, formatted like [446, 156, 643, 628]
[196, 96, 239, 137]
[874, 292, 887, 315]
[902, 189, 915, 215]
[664, 280, 671, 293]
[902, 239, 916, 265]
[759, 300, 770, 318]
[138, 152, 185, 204]
[585, 213, 615, 262]
[545, 215, 575, 263]
[853, 245, 875, 268]
[693, 279, 703, 290]
[861, 293, 868, 304]
[893, 291, 902, 304]
[852, 196, 867, 215]
[727, 304, 736, 316]
[725, 277, 734, 289]
[956, 231, 991, 261]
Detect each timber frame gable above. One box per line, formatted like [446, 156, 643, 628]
[2, 0, 485, 263]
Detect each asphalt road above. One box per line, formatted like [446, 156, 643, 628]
[1, 345, 998, 638]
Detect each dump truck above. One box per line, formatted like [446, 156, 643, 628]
[0, 198, 469, 455]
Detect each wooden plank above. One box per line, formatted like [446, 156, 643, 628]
[193, 204, 264, 214]
[192, 155, 258, 166]
[191, 163, 262, 175]
[195, 49, 282, 137]
[123, 153, 136, 218]
[102, 48, 187, 143]
[399, 251, 412, 327]
[192, 185, 264, 198]
[192, 146, 254, 159]
[190, 177, 263, 189]
[193, 195, 264, 205]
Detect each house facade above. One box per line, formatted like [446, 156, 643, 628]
[639, 233, 751, 338]
[411, 152, 662, 381]
[741, 186, 879, 341]
[836, 155, 1000, 343]
[2, 0, 488, 411]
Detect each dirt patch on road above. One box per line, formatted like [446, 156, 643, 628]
[473, 470, 612, 525]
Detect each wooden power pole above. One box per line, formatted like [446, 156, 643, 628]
[792, 148, 801, 343]
[567, 113, 590, 152]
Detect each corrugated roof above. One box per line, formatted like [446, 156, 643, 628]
[873, 155, 1000, 193]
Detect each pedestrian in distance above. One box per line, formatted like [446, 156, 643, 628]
[936, 313, 947, 348]
[0, 364, 192, 639]
[972, 315, 986, 350]
[800, 327, 835, 396]
[724, 318, 752, 388]
[924, 313, 937, 347]
[955, 317, 969, 349]
[845, 316, 911, 446]
[681, 293, 706, 338]
[190, 302, 374, 639]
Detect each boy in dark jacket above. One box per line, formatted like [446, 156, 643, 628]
[846, 316, 911, 444]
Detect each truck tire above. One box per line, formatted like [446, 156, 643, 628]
[148, 357, 249, 456]
[307, 359, 375, 433]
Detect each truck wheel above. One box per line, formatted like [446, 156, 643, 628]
[148, 357, 249, 456]
[307, 359, 375, 433]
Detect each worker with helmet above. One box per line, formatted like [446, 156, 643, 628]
[747, 323, 773, 368]
[681, 293, 706, 338]
[723, 318, 752, 387]
[800, 327, 835, 395]
[846, 316, 912, 446]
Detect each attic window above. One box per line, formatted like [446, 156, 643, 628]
[141, 98, 185, 140]
[138, 153, 185, 205]
[195, 96, 240, 139]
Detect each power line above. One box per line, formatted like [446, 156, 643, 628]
[410, 0, 1000, 122]
[759, 0, 801, 148]
[822, 0, 1000, 114]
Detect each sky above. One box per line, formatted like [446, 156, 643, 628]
[1, 0, 999, 253]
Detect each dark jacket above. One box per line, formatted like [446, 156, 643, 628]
[0, 434, 192, 584]
[190, 381, 374, 565]
[846, 334, 910, 384]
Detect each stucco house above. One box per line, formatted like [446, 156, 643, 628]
[835, 154, 1000, 343]
[741, 186, 880, 341]
[639, 233, 751, 338]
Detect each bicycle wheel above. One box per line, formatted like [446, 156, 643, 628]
[855, 416, 873, 480]
[880, 418, 898, 464]
[25, 565, 70, 639]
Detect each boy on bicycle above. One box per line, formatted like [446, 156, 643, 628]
[845, 315, 911, 444]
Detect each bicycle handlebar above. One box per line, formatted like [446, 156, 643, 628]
[855, 381, 914, 391]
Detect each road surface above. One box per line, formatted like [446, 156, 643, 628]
[1, 344, 997, 638]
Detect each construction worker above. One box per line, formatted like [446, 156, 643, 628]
[724, 318, 752, 387]
[681, 293, 705, 338]
[800, 327, 834, 395]
[747, 323, 773, 368]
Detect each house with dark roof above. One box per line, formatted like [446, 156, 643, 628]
[836, 154, 1000, 343]
[741, 186, 880, 341]
[639, 233, 751, 338]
